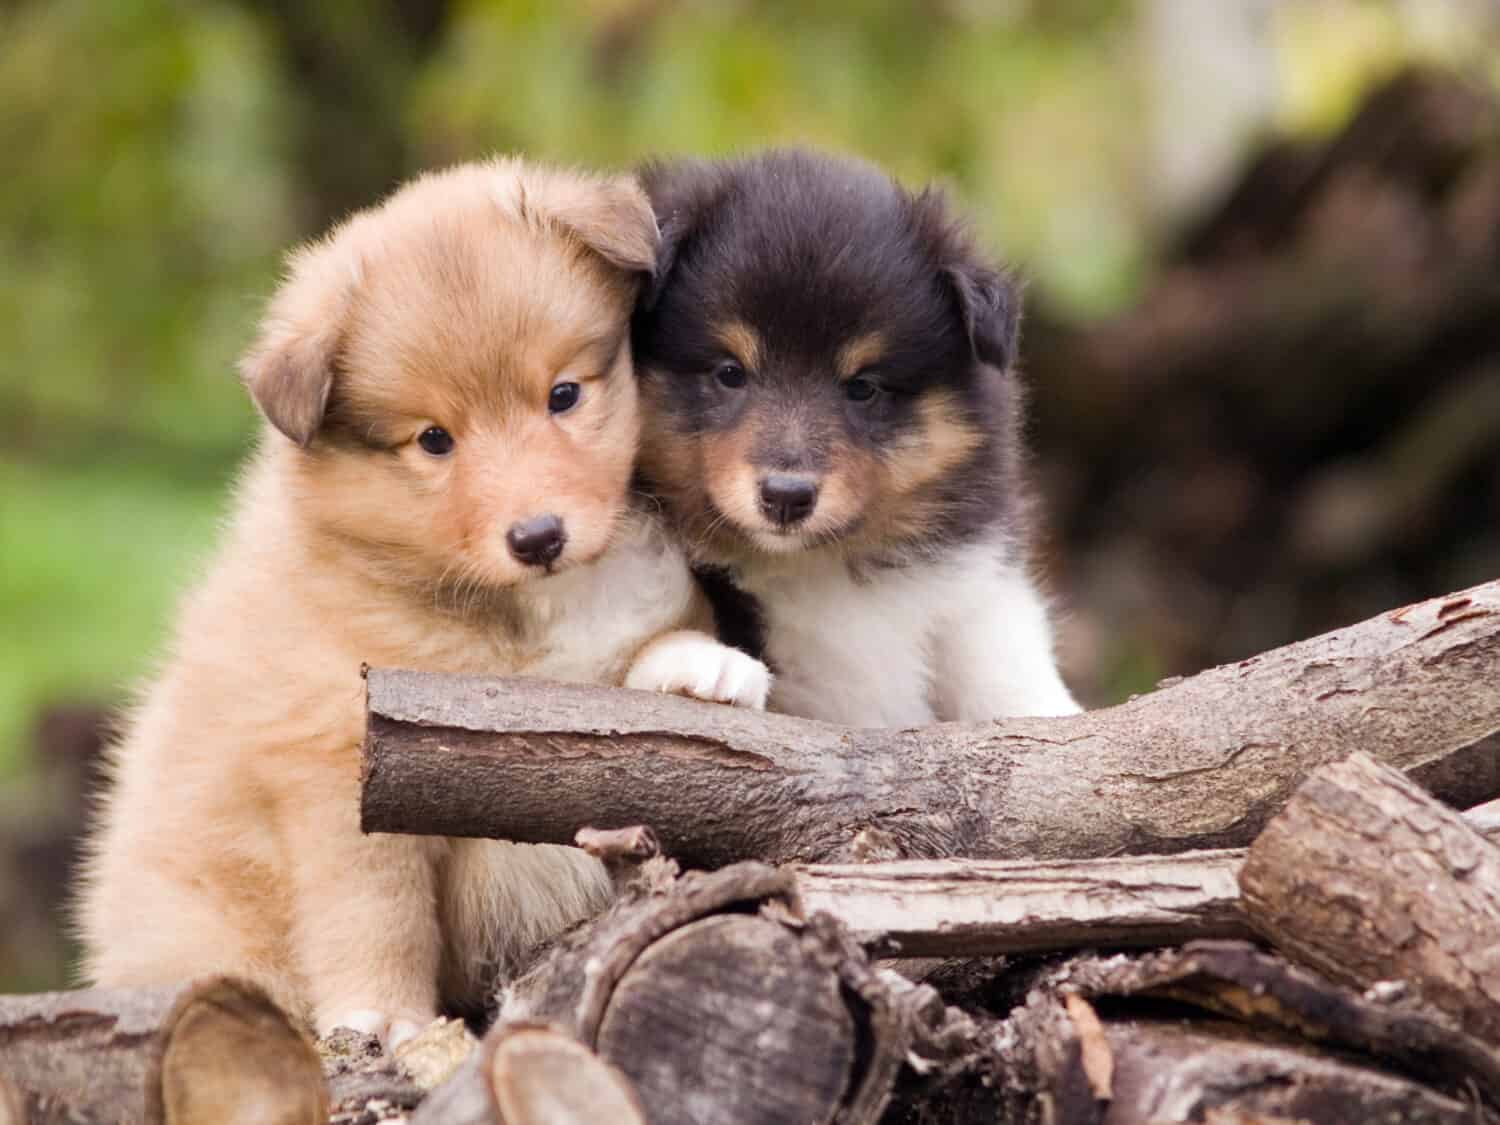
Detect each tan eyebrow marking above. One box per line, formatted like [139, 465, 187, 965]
[883, 390, 983, 494]
[836, 331, 887, 379]
[713, 321, 763, 370]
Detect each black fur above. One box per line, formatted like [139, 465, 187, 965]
[690, 564, 768, 664]
[632, 147, 1027, 562]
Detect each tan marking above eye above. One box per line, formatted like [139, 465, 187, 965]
[881, 391, 982, 495]
[713, 321, 763, 371]
[836, 332, 887, 380]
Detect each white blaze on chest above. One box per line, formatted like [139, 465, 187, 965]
[520, 519, 698, 685]
[746, 557, 954, 728]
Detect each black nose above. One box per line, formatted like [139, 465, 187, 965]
[506, 514, 567, 567]
[759, 474, 819, 527]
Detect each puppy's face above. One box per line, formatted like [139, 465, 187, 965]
[240, 160, 657, 597]
[632, 150, 1021, 564]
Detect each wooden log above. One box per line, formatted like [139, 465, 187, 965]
[795, 851, 1250, 957]
[362, 580, 1500, 866]
[0, 977, 327, 1125]
[0, 1076, 22, 1125]
[462, 862, 977, 1125]
[490, 1026, 644, 1125]
[794, 797, 1500, 958]
[319, 1027, 425, 1122]
[1240, 751, 1500, 1043]
[1096, 1020, 1498, 1125]
[1053, 941, 1500, 1105]
[410, 1022, 644, 1125]
[933, 941, 1500, 1125]
[498, 864, 860, 1125]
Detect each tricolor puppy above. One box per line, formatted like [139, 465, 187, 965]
[632, 148, 1078, 725]
[77, 159, 768, 1050]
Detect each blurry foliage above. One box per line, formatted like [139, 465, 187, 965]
[412, 0, 1145, 313]
[0, 0, 293, 461]
[1276, 0, 1500, 133]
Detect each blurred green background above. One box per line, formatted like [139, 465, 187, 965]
[2, 0, 1498, 988]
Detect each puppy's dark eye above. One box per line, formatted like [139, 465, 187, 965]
[714, 361, 747, 389]
[417, 427, 455, 456]
[548, 382, 582, 414]
[845, 375, 880, 403]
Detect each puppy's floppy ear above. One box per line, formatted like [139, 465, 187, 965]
[635, 158, 727, 310]
[542, 172, 660, 276]
[909, 186, 1023, 370]
[942, 261, 1023, 371]
[238, 232, 363, 448]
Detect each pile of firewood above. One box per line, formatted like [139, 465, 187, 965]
[3, 578, 1497, 1123]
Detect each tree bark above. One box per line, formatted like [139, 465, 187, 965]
[906, 941, 1500, 1124]
[497, 863, 864, 1125]
[362, 579, 1500, 867]
[0, 978, 326, 1125]
[795, 851, 1250, 957]
[415, 862, 979, 1125]
[794, 797, 1500, 959]
[1241, 751, 1500, 1042]
[1094, 1020, 1497, 1125]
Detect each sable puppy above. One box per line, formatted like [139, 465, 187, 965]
[632, 148, 1078, 725]
[77, 158, 769, 1049]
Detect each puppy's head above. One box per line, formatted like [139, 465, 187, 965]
[632, 149, 1022, 564]
[240, 159, 657, 595]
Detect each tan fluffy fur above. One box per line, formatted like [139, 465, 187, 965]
[76, 158, 767, 1044]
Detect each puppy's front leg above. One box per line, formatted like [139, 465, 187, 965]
[626, 630, 772, 710]
[281, 767, 444, 1050]
[931, 565, 1081, 720]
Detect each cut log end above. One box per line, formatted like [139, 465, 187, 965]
[156, 980, 327, 1125]
[0, 978, 325, 1125]
[1240, 752, 1500, 1044]
[489, 1025, 644, 1125]
[596, 914, 854, 1125]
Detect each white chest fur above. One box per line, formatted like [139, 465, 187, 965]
[517, 516, 698, 685]
[740, 540, 1079, 726]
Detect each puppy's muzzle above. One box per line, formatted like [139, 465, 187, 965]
[506, 514, 567, 567]
[759, 474, 819, 528]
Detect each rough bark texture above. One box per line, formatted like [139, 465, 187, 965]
[430, 862, 980, 1125]
[1048, 942, 1500, 1107]
[893, 941, 1500, 1124]
[0, 978, 326, 1125]
[1241, 751, 1500, 1043]
[495, 863, 869, 1125]
[794, 798, 1500, 959]
[594, 913, 855, 1125]
[1095, 1020, 1496, 1125]
[795, 852, 1250, 957]
[319, 1027, 426, 1124]
[362, 579, 1500, 867]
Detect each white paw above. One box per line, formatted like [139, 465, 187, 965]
[626, 632, 771, 710]
[319, 1008, 433, 1053]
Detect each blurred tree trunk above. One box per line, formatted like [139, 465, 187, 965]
[1028, 67, 1500, 703]
[250, 1, 453, 231]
